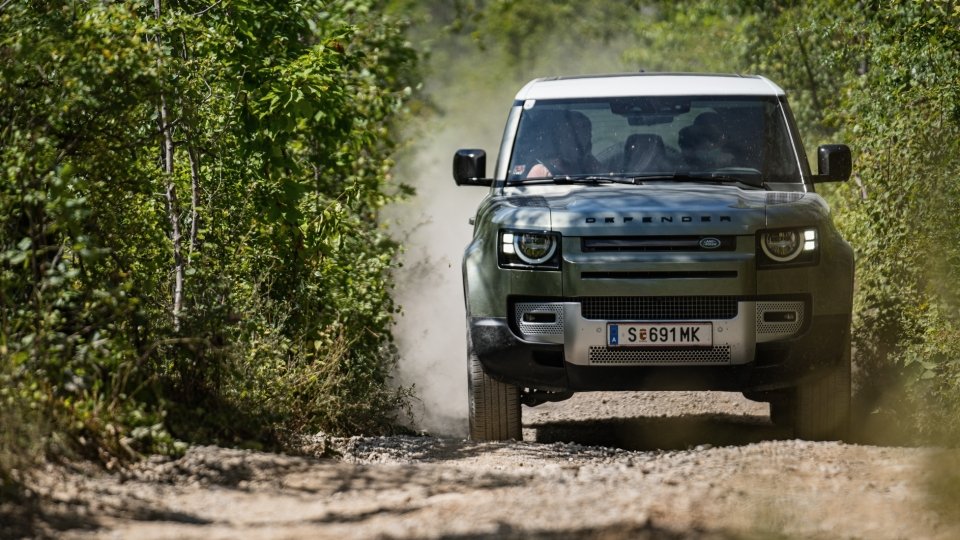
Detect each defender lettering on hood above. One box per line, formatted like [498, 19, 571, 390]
[585, 215, 733, 224]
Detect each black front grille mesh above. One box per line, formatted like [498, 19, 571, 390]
[581, 236, 736, 252]
[579, 296, 738, 320]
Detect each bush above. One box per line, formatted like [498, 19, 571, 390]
[0, 0, 420, 479]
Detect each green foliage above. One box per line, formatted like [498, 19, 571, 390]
[431, 1, 749, 75]
[0, 0, 420, 478]
[733, 0, 960, 442]
[622, 1, 749, 74]
[424, 0, 643, 74]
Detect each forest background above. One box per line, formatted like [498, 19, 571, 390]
[2, 0, 959, 498]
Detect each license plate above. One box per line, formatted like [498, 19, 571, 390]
[607, 322, 713, 348]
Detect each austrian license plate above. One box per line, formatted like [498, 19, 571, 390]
[607, 322, 713, 348]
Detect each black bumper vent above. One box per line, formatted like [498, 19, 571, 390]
[581, 271, 737, 280]
[579, 296, 739, 321]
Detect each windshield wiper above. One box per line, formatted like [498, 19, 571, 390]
[519, 174, 639, 186]
[631, 172, 768, 190]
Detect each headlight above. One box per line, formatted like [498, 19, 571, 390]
[758, 228, 817, 266]
[515, 232, 556, 264]
[761, 230, 802, 261]
[500, 230, 561, 269]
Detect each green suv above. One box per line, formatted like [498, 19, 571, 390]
[453, 73, 854, 442]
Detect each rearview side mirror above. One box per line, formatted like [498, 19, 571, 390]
[453, 149, 492, 186]
[814, 144, 852, 183]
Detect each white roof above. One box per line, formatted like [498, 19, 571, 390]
[514, 73, 784, 100]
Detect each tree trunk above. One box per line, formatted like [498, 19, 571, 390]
[156, 0, 184, 331]
[160, 94, 183, 331]
[187, 144, 201, 261]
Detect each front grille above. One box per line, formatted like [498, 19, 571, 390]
[579, 296, 738, 321]
[588, 345, 731, 365]
[581, 236, 736, 252]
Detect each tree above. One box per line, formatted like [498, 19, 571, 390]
[0, 0, 420, 480]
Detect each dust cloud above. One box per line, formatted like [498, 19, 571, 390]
[386, 39, 633, 436]
[384, 92, 506, 437]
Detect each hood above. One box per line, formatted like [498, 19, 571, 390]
[498, 184, 789, 236]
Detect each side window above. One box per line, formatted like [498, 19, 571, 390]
[763, 102, 800, 181]
[779, 99, 812, 179]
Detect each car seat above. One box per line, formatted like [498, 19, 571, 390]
[623, 133, 666, 174]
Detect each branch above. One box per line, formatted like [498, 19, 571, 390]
[854, 172, 868, 201]
[192, 0, 222, 17]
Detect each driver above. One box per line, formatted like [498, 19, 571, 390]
[525, 111, 598, 178]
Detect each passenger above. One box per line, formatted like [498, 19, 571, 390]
[678, 112, 734, 169]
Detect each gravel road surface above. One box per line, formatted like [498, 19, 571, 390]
[11, 391, 960, 539]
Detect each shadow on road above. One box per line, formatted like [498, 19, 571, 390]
[526, 413, 792, 451]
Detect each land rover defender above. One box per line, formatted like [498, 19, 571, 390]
[454, 73, 854, 441]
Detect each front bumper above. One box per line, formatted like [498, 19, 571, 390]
[469, 306, 849, 393]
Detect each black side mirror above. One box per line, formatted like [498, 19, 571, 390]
[453, 149, 492, 186]
[814, 144, 852, 183]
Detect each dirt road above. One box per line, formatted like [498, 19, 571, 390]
[15, 391, 960, 539]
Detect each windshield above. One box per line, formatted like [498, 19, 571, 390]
[506, 96, 802, 186]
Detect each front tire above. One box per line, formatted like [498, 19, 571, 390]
[793, 338, 852, 441]
[468, 348, 522, 441]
